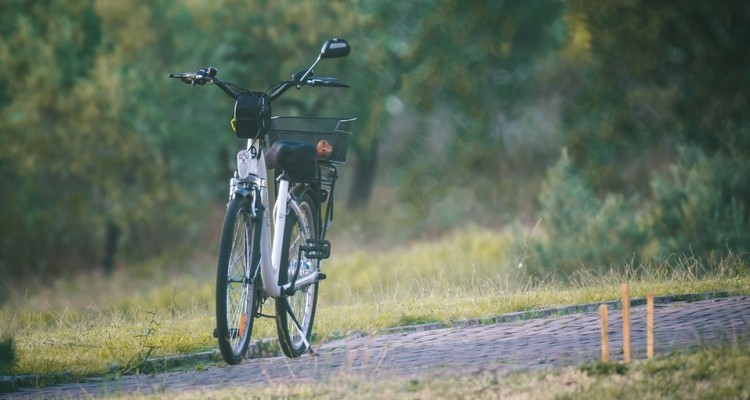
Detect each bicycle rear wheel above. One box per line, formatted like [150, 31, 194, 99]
[216, 196, 261, 365]
[275, 191, 319, 358]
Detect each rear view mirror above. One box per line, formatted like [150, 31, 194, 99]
[296, 38, 351, 86]
[320, 38, 350, 59]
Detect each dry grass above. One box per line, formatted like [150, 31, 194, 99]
[1, 225, 749, 384]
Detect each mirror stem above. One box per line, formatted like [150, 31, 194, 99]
[298, 56, 322, 88]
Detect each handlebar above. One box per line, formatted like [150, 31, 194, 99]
[168, 68, 348, 101]
[169, 38, 351, 102]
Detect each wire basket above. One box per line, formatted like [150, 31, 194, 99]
[268, 117, 355, 163]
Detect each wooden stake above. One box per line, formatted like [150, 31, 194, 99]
[599, 304, 609, 362]
[647, 293, 654, 358]
[622, 283, 631, 363]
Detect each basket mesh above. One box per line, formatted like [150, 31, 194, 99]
[268, 117, 355, 163]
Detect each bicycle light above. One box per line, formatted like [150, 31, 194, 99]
[237, 150, 251, 179]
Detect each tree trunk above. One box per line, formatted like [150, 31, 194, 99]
[102, 219, 120, 275]
[346, 146, 378, 210]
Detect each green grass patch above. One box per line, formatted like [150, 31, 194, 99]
[1, 226, 749, 385]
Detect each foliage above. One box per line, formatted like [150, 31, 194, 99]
[0, 0, 381, 279]
[642, 147, 750, 259]
[532, 149, 644, 274]
[532, 146, 750, 276]
[392, 0, 565, 216]
[2, 0, 750, 287]
[563, 0, 750, 192]
[539, 1, 750, 271]
[0, 1, 216, 280]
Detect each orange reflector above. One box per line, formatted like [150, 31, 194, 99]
[238, 313, 247, 338]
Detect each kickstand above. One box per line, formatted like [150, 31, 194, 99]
[282, 297, 317, 356]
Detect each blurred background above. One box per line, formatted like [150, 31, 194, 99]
[1, 0, 749, 298]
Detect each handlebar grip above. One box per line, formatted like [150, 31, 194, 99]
[308, 77, 349, 88]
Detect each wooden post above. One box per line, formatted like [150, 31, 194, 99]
[647, 293, 654, 358]
[621, 283, 631, 363]
[599, 304, 609, 362]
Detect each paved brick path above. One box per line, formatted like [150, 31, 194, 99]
[5, 296, 750, 399]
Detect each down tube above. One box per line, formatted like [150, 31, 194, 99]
[248, 139, 280, 298]
[260, 178, 289, 297]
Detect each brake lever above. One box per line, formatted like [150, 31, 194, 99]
[185, 67, 217, 86]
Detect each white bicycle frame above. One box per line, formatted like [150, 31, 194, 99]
[233, 138, 317, 298]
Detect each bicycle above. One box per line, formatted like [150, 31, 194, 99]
[169, 38, 354, 364]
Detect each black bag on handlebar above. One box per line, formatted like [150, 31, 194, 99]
[231, 92, 271, 139]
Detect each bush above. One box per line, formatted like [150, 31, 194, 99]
[531, 149, 644, 276]
[641, 147, 750, 259]
[532, 146, 750, 277]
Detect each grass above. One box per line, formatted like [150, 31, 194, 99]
[1, 225, 749, 387]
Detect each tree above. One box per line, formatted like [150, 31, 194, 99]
[563, 0, 750, 192]
[392, 0, 565, 220]
[0, 1, 210, 276]
[0, 0, 110, 275]
[194, 0, 399, 210]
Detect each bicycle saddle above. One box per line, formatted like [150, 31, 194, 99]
[265, 141, 318, 182]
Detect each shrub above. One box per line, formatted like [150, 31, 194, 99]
[531, 149, 644, 276]
[641, 146, 750, 260]
[532, 145, 750, 277]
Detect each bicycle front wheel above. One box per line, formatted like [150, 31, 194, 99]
[275, 191, 319, 358]
[216, 196, 260, 365]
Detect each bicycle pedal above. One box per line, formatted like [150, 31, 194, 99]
[317, 272, 327, 281]
[301, 239, 331, 259]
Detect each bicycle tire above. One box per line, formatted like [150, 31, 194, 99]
[216, 196, 261, 365]
[275, 190, 319, 357]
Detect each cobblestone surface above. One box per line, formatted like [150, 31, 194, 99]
[5, 296, 750, 399]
